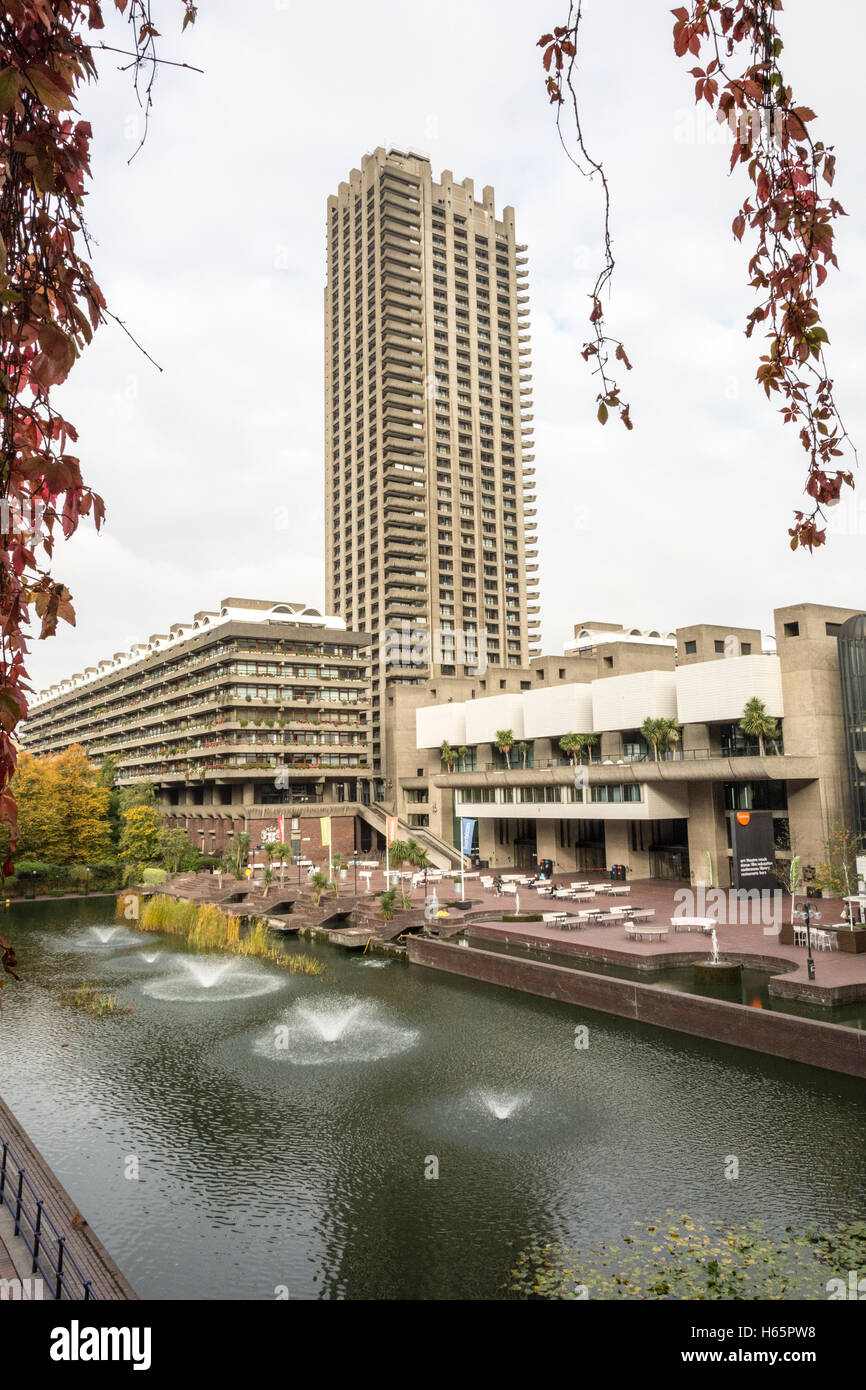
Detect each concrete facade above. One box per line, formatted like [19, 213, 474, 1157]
[394, 604, 865, 883]
[324, 147, 539, 773]
[22, 599, 375, 857]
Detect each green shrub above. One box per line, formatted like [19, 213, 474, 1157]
[86, 861, 122, 890]
[14, 860, 61, 890]
[142, 867, 168, 886]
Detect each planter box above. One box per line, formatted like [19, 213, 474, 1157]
[833, 929, 866, 954]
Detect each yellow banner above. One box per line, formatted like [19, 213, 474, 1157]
[320, 817, 331, 847]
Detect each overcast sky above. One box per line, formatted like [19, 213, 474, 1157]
[28, 0, 866, 693]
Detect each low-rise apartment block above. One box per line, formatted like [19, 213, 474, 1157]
[402, 604, 864, 884]
[23, 599, 375, 858]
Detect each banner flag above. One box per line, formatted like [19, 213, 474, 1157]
[461, 818, 476, 857]
[386, 815, 399, 845]
[320, 817, 331, 847]
[277, 815, 285, 844]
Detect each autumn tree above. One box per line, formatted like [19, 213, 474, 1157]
[14, 745, 111, 859]
[539, 1, 854, 551]
[0, 2, 197, 870]
[118, 802, 163, 865]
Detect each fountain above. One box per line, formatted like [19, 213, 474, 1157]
[479, 1091, 524, 1121]
[181, 958, 237, 990]
[255, 995, 419, 1066]
[297, 1003, 361, 1042]
[142, 954, 284, 1003]
[693, 927, 743, 985]
[140, 952, 162, 964]
[91, 926, 121, 944]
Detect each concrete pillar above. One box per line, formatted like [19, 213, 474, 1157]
[536, 821, 559, 870]
[604, 821, 630, 874]
[478, 818, 499, 867]
[686, 783, 731, 887]
[600, 731, 623, 759]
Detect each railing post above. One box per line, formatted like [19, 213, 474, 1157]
[55, 1237, 65, 1301]
[0, 1140, 7, 1200]
[32, 1197, 43, 1274]
[13, 1167, 24, 1237]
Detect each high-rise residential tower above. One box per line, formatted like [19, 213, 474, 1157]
[324, 147, 540, 775]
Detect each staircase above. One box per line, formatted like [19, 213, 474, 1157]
[356, 802, 464, 871]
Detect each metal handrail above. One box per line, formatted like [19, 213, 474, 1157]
[0, 1136, 97, 1300]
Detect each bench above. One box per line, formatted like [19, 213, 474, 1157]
[625, 924, 669, 942]
[672, 917, 716, 934]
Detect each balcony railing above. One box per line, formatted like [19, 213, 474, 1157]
[479, 745, 786, 771]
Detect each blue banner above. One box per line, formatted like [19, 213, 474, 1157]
[460, 818, 476, 857]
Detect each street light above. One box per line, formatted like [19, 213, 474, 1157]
[351, 850, 359, 897]
[794, 902, 821, 982]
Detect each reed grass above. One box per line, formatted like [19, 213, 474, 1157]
[121, 894, 324, 975]
[61, 985, 133, 1016]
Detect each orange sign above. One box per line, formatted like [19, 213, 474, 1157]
[736, 812, 751, 826]
[386, 815, 399, 845]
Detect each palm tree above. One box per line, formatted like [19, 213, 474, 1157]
[331, 852, 345, 898]
[457, 745, 470, 772]
[440, 740, 458, 771]
[640, 716, 665, 761]
[740, 696, 779, 757]
[495, 729, 515, 768]
[404, 837, 430, 895]
[262, 865, 274, 897]
[222, 831, 250, 879]
[516, 740, 529, 769]
[387, 839, 413, 907]
[662, 718, 682, 760]
[559, 732, 597, 766]
[578, 733, 599, 765]
[379, 887, 398, 922]
[559, 732, 581, 767]
[309, 870, 334, 907]
[270, 841, 293, 884]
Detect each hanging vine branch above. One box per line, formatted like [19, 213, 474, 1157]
[538, 6, 633, 432]
[540, 0, 855, 551]
[0, 1, 196, 871]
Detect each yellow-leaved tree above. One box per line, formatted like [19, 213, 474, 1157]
[14, 747, 112, 863]
[119, 805, 163, 867]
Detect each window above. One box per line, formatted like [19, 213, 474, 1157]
[826, 622, 841, 637]
[684, 640, 697, 655]
[784, 622, 799, 637]
[741, 642, 752, 654]
[714, 640, 725, 654]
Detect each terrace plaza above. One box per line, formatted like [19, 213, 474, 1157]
[400, 603, 866, 886]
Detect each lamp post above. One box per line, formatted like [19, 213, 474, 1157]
[351, 850, 358, 898]
[794, 903, 820, 982]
